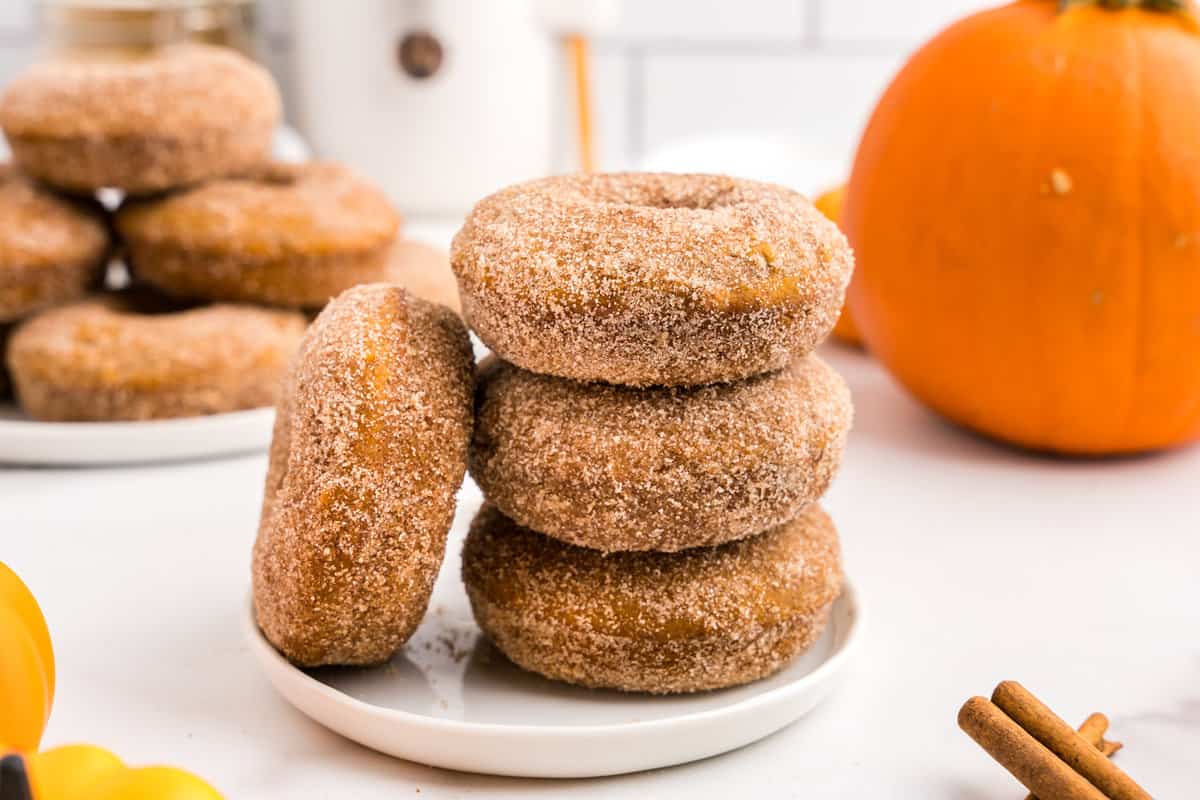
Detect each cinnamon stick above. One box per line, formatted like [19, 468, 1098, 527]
[992, 682, 1150, 800]
[958, 696, 1108, 800]
[1024, 713, 1123, 800]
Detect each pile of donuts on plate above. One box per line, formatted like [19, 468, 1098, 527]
[253, 172, 856, 694]
[0, 42, 442, 422]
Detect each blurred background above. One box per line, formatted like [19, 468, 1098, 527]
[0, 0, 996, 215]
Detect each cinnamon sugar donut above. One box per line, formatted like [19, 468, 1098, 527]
[118, 162, 401, 307]
[253, 284, 474, 667]
[0, 165, 109, 323]
[463, 503, 843, 694]
[0, 44, 279, 194]
[451, 172, 853, 387]
[6, 293, 306, 421]
[472, 355, 851, 552]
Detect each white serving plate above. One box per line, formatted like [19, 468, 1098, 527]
[0, 405, 275, 466]
[246, 558, 862, 779]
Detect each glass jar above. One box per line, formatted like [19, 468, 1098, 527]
[37, 0, 260, 59]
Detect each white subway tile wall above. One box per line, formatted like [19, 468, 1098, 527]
[0, 0, 1001, 172]
[638, 51, 907, 168]
[589, 0, 999, 170]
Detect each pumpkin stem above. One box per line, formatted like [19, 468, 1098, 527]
[0, 756, 32, 800]
[1060, 0, 1191, 12]
[1059, 0, 1200, 29]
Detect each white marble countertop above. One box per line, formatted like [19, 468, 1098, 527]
[4, 343, 1198, 797]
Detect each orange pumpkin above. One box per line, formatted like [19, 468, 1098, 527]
[813, 185, 863, 347]
[844, 0, 1200, 454]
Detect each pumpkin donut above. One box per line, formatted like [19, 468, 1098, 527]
[253, 284, 474, 667]
[117, 162, 401, 308]
[0, 165, 109, 323]
[463, 503, 843, 694]
[6, 292, 306, 421]
[0, 43, 279, 194]
[451, 172, 853, 387]
[471, 355, 852, 552]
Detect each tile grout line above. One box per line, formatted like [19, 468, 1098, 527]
[625, 45, 646, 166]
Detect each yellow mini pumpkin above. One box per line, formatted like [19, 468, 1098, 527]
[2, 746, 222, 800]
[27, 745, 125, 798]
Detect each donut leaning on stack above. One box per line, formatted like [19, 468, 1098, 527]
[453, 172, 855, 693]
[252, 284, 474, 666]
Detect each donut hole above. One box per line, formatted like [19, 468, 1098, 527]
[637, 195, 726, 210]
[587, 178, 740, 212]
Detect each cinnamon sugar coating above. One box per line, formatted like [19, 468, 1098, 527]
[451, 172, 853, 387]
[463, 503, 843, 694]
[471, 355, 851, 552]
[118, 162, 401, 308]
[0, 165, 109, 322]
[252, 284, 475, 667]
[0, 44, 279, 194]
[6, 292, 306, 421]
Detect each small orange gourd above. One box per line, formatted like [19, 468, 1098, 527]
[844, 0, 1200, 453]
[0, 563, 54, 752]
[813, 185, 863, 347]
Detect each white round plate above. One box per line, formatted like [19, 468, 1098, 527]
[0, 404, 275, 466]
[246, 531, 862, 778]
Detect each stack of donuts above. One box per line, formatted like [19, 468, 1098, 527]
[0, 43, 437, 422]
[452, 173, 855, 693]
[250, 172, 855, 696]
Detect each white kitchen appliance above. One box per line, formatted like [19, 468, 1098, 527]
[289, 0, 616, 217]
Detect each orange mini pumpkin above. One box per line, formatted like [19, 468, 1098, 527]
[844, 0, 1200, 453]
[0, 562, 54, 752]
[814, 185, 862, 347]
